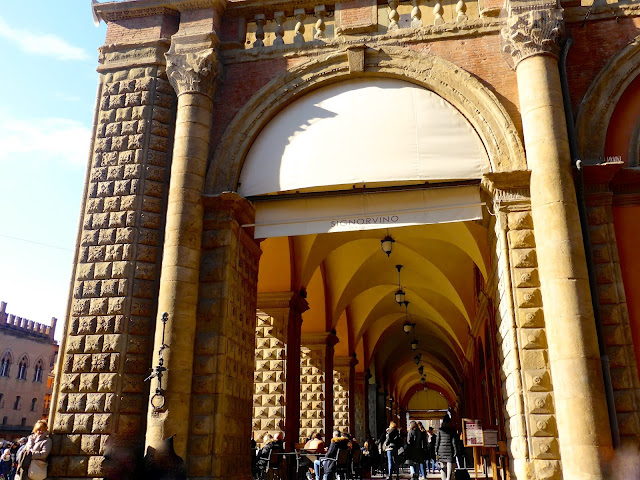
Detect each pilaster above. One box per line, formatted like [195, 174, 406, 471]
[254, 292, 308, 449]
[48, 10, 179, 478]
[484, 175, 562, 480]
[333, 356, 357, 434]
[300, 332, 338, 442]
[354, 371, 368, 441]
[190, 192, 261, 480]
[585, 188, 640, 448]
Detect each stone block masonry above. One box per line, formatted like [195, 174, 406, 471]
[48, 63, 176, 478]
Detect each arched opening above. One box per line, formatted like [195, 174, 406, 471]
[17, 355, 28, 381]
[0, 352, 11, 378]
[239, 76, 507, 457]
[33, 359, 44, 383]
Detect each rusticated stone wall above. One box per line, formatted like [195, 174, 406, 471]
[252, 312, 286, 441]
[488, 188, 561, 480]
[332, 366, 350, 434]
[587, 194, 640, 447]
[189, 193, 261, 480]
[300, 346, 327, 442]
[49, 63, 176, 478]
[353, 372, 367, 441]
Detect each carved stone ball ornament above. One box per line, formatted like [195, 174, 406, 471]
[165, 47, 217, 98]
[501, 3, 564, 68]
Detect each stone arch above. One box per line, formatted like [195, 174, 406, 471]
[575, 35, 640, 163]
[205, 46, 526, 193]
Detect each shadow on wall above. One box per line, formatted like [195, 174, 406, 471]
[238, 102, 337, 196]
[103, 435, 186, 480]
[605, 444, 640, 480]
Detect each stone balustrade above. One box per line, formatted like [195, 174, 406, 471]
[241, 0, 480, 50]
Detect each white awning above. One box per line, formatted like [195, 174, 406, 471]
[238, 78, 489, 198]
[248, 185, 482, 238]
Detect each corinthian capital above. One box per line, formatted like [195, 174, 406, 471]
[166, 45, 217, 98]
[501, 1, 564, 68]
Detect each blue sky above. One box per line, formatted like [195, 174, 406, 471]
[0, 3, 107, 339]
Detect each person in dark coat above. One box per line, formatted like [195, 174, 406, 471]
[435, 415, 458, 480]
[320, 431, 350, 480]
[383, 421, 401, 480]
[404, 421, 423, 480]
[417, 422, 428, 479]
[426, 427, 437, 474]
[256, 434, 275, 472]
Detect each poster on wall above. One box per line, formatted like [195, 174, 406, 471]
[462, 418, 484, 447]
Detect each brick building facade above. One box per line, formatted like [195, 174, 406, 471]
[0, 302, 58, 441]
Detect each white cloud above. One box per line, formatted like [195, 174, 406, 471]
[0, 16, 90, 61]
[0, 110, 92, 167]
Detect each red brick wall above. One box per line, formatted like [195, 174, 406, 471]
[105, 14, 179, 45]
[566, 17, 640, 113]
[411, 34, 521, 134]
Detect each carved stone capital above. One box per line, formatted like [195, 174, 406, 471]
[166, 46, 217, 98]
[501, 3, 564, 68]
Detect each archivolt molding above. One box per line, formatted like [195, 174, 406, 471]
[576, 35, 640, 164]
[206, 46, 526, 193]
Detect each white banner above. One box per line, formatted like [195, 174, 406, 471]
[247, 185, 482, 238]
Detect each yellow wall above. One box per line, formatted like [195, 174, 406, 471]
[257, 237, 292, 293]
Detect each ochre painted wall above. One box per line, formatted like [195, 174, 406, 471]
[612, 205, 640, 376]
[605, 75, 640, 165]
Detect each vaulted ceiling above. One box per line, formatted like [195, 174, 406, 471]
[256, 221, 489, 407]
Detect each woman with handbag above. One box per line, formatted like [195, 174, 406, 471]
[15, 420, 51, 480]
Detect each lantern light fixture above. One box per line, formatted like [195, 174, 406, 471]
[420, 376, 426, 384]
[411, 339, 419, 350]
[403, 321, 415, 334]
[381, 230, 395, 257]
[418, 365, 424, 375]
[395, 265, 406, 305]
[413, 353, 422, 365]
[402, 300, 414, 334]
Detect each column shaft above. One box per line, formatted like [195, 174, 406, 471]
[146, 90, 212, 457]
[517, 54, 613, 479]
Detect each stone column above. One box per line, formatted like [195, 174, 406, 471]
[333, 356, 357, 434]
[354, 371, 368, 441]
[300, 333, 338, 442]
[368, 383, 379, 440]
[377, 389, 387, 434]
[256, 292, 308, 449]
[145, 19, 219, 458]
[502, 3, 613, 478]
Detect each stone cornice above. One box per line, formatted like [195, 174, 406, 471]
[257, 291, 309, 313]
[301, 332, 339, 346]
[501, 2, 564, 68]
[94, 0, 225, 22]
[220, 17, 506, 59]
[97, 39, 172, 72]
[335, 355, 358, 368]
